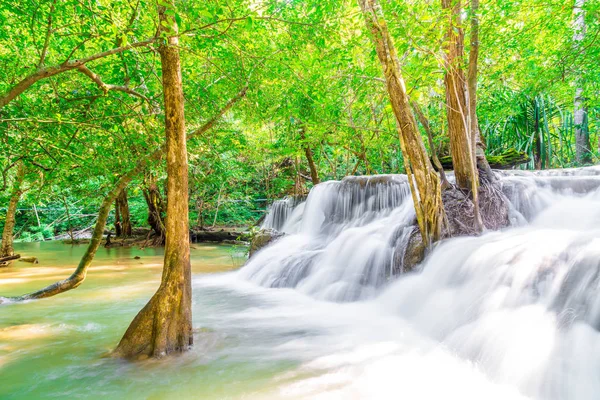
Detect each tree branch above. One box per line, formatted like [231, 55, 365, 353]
[76, 65, 150, 102]
[37, 0, 57, 68]
[0, 37, 157, 109]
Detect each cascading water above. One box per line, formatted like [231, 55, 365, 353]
[195, 166, 600, 399]
[241, 175, 415, 301]
[261, 196, 305, 232]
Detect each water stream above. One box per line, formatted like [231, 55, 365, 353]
[3, 167, 600, 399]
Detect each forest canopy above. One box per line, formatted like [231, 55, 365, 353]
[1, 0, 598, 242]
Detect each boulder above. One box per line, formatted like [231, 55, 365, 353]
[249, 229, 284, 257]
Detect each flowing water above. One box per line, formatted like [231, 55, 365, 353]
[3, 167, 600, 399]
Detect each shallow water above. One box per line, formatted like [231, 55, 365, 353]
[1, 241, 525, 400]
[4, 168, 600, 399]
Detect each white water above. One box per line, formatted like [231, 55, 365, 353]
[245, 175, 414, 301]
[195, 166, 600, 399]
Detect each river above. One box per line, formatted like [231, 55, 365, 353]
[3, 167, 600, 399]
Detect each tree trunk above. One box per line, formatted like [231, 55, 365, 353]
[1, 162, 25, 258]
[16, 174, 135, 299]
[442, 0, 477, 190]
[114, 196, 122, 237]
[358, 0, 445, 244]
[467, 0, 494, 179]
[573, 0, 590, 164]
[411, 101, 450, 189]
[62, 195, 74, 242]
[116, 188, 132, 237]
[299, 127, 320, 184]
[114, 3, 192, 359]
[143, 177, 166, 244]
[442, 0, 482, 232]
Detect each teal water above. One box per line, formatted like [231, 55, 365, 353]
[0, 242, 297, 400]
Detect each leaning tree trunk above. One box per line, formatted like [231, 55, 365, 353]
[7, 89, 247, 302]
[573, 0, 590, 164]
[116, 188, 132, 237]
[113, 3, 192, 359]
[358, 0, 445, 244]
[412, 101, 450, 189]
[1, 161, 25, 258]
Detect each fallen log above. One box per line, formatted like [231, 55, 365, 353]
[190, 230, 249, 243]
[0, 254, 20, 263]
[437, 148, 530, 170]
[0, 254, 20, 267]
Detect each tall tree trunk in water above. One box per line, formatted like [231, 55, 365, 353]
[467, 0, 494, 179]
[442, 0, 482, 231]
[114, 2, 192, 359]
[299, 127, 320, 184]
[573, 0, 590, 164]
[358, 0, 444, 244]
[1, 161, 25, 257]
[116, 188, 132, 237]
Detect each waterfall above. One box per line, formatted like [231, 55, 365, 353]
[242, 167, 600, 304]
[200, 166, 600, 399]
[261, 196, 304, 232]
[240, 175, 414, 301]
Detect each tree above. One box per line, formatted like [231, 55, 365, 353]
[115, 188, 132, 237]
[441, 0, 479, 191]
[441, 0, 482, 231]
[114, 1, 192, 359]
[573, 0, 590, 164]
[8, 88, 247, 300]
[358, 0, 444, 244]
[0, 161, 25, 257]
[466, 0, 493, 178]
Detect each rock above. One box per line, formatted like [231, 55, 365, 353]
[392, 227, 426, 274]
[249, 229, 284, 257]
[19, 256, 39, 264]
[402, 229, 426, 272]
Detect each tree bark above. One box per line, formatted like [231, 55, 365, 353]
[358, 0, 445, 244]
[8, 87, 247, 301]
[573, 0, 590, 164]
[62, 195, 75, 242]
[143, 178, 166, 243]
[442, 0, 483, 232]
[299, 127, 320, 184]
[114, 2, 192, 359]
[1, 162, 25, 258]
[467, 0, 494, 179]
[114, 196, 122, 237]
[411, 101, 450, 189]
[442, 0, 477, 190]
[116, 188, 132, 237]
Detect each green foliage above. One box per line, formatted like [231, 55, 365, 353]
[0, 0, 598, 240]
